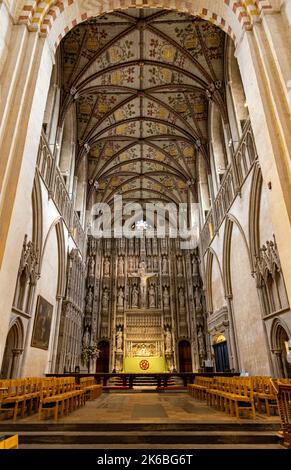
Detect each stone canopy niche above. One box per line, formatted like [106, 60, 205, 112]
[84, 235, 208, 373]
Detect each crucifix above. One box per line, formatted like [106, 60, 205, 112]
[128, 261, 157, 308]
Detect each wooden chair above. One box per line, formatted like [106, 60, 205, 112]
[274, 380, 291, 448]
[38, 378, 65, 421]
[0, 434, 18, 449]
[256, 377, 278, 416]
[0, 380, 27, 421]
[79, 377, 102, 401]
[229, 379, 256, 420]
[38, 377, 85, 421]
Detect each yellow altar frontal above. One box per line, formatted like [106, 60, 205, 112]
[123, 356, 167, 373]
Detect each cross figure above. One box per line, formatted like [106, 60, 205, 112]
[128, 261, 157, 308]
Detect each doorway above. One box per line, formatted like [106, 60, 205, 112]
[178, 340, 193, 372]
[96, 340, 110, 373]
[213, 341, 230, 372]
[271, 322, 291, 378]
[1, 319, 24, 378]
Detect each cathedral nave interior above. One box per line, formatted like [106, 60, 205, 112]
[0, 0, 291, 450]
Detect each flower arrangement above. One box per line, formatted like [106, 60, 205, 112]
[82, 343, 101, 366]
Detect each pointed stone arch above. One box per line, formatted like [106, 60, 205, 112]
[270, 317, 291, 377]
[249, 161, 263, 264]
[223, 214, 253, 298]
[1, 317, 24, 378]
[205, 247, 225, 314]
[32, 171, 43, 264]
[55, 220, 67, 299]
[17, 0, 266, 50]
[39, 217, 66, 299]
[270, 317, 291, 351]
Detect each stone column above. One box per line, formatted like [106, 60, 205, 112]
[0, 27, 53, 364]
[236, 26, 291, 306]
[11, 348, 23, 378]
[225, 295, 240, 372]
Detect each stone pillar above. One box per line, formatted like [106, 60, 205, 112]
[0, 28, 53, 365]
[11, 348, 23, 378]
[49, 297, 64, 373]
[225, 295, 240, 372]
[236, 27, 291, 306]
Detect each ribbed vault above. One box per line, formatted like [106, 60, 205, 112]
[60, 8, 226, 207]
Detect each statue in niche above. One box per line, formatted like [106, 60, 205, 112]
[192, 255, 199, 278]
[104, 258, 110, 276]
[177, 257, 183, 276]
[102, 288, 109, 310]
[179, 288, 185, 308]
[132, 284, 139, 308]
[88, 256, 95, 277]
[118, 256, 124, 276]
[117, 287, 124, 308]
[128, 261, 157, 308]
[140, 344, 148, 356]
[165, 328, 172, 353]
[128, 257, 134, 271]
[148, 284, 156, 308]
[153, 256, 159, 271]
[163, 286, 170, 308]
[85, 288, 93, 312]
[82, 326, 90, 348]
[195, 288, 203, 311]
[162, 256, 168, 274]
[197, 327, 206, 357]
[116, 327, 123, 352]
[196, 310, 204, 329]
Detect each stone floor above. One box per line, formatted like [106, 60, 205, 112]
[0, 393, 285, 449]
[1, 392, 281, 424]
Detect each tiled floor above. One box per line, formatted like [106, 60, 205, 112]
[1, 392, 281, 424]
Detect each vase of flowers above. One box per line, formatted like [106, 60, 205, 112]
[82, 343, 101, 373]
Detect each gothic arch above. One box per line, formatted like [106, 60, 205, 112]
[59, 102, 77, 195]
[1, 317, 24, 378]
[32, 171, 43, 262]
[270, 317, 291, 351]
[270, 317, 291, 377]
[223, 214, 253, 297]
[8, 317, 24, 349]
[55, 220, 66, 299]
[224, 37, 248, 137]
[16, 0, 261, 50]
[39, 217, 66, 299]
[205, 247, 225, 314]
[249, 161, 263, 263]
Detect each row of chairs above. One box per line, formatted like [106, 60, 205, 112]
[78, 377, 103, 401]
[188, 376, 291, 419]
[188, 377, 288, 419]
[38, 377, 86, 421]
[0, 376, 102, 421]
[273, 381, 291, 448]
[0, 377, 42, 421]
[207, 377, 256, 419]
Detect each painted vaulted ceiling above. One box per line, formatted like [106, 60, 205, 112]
[60, 8, 226, 206]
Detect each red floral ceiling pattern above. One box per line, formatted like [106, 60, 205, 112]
[60, 8, 226, 206]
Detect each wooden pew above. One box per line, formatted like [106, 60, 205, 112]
[78, 377, 103, 401]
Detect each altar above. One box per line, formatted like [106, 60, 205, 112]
[123, 356, 167, 373]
